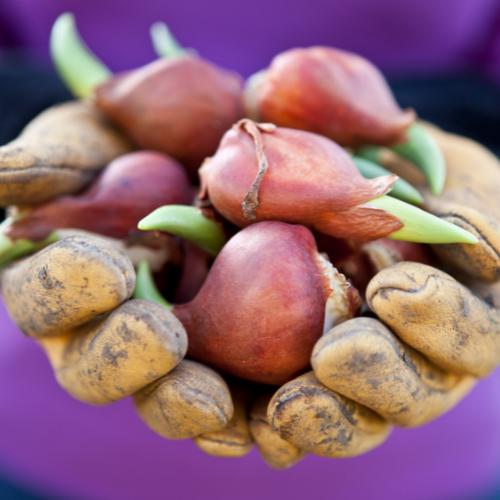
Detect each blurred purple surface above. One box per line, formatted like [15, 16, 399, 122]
[0, 0, 499, 79]
[0, 299, 499, 500]
[0, 1, 499, 498]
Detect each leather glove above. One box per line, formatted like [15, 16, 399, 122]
[0, 101, 130, 206]
[265, 125, 499, 462]
[0, 233, 236, 436]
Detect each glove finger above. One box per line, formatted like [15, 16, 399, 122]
[267, 372, 391, 458]
[1, 234, 135, 337]
[39, 299, 187, 405]
[2, 236, 135, 337]
[249, 393, 305, 469]
[312, 317, 476, 427]
[194, 384, 253, 458]
[0, 101, 130, 206]
[426, 199, 500, 282]
[366, 262, 500, 377]
[425, 128, 499, 282]
[134, 360, 233, 440]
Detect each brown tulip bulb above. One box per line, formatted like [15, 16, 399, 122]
[7, 151, 193, 241]
[245, 47, 415, 147]
[95, 56, 244, 177]
[200, 119, 401, 241]
[173, 221, 360, 385]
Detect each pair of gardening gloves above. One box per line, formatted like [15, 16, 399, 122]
[0, 113, 499, 468]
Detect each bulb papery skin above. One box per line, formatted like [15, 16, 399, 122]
[317, 252, 361, 333]
[200, 120, 402, 242]
[245, 46, 415, 147]
[95, 56, 244, 175]
[7, 151, 193, 241]
[172, 221, 359, 385]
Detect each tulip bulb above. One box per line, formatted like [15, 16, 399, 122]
[6, 151, 193, 242]
[136, 221, 361, 384]
[95, 57, 244, 176]
[200, 120, 477, 245]
[245, 46, 414, 147]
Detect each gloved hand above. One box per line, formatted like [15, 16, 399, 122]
[265, 124, 500, 461]
[1, 125, 499, 470]
[0, 233, 236, 432]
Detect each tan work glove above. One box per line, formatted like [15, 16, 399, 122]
[0, 233, 236, 432]
[1, 127, 499, 469]
[0, 101, 130, 206]
[263, 125, 499, 463]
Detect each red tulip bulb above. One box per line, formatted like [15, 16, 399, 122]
[172, 221, 360, 385]
[245, 46, 415, 147]
[7, 151, 193, 241]
[95, 56, 244, 176]
[200, 119, 401, 241]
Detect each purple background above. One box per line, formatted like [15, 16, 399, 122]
[0, 0, 499, 79]
[0, 1, 499, 499]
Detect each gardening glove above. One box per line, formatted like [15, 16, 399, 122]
[0, 100, 130, 206]
[0, 233, 235, 440]
[0, 234, 189, 404]
[266, 126, 499, 461]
